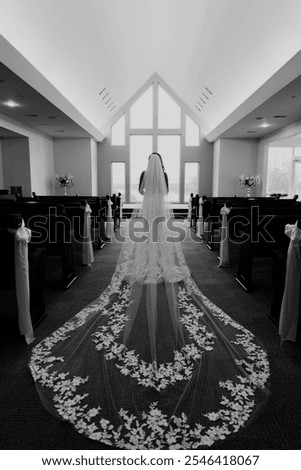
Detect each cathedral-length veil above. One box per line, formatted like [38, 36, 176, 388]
[29, 154, 269, 449]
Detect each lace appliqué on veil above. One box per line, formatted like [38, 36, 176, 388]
[30, 276, 270, 449]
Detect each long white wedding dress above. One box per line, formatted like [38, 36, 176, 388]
[29, 154, 269, 449]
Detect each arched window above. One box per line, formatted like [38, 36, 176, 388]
[110, 75, 200, 203]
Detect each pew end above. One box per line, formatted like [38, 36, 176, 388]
[0, 218, 46, 340]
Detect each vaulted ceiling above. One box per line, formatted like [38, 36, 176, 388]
[1, 0, 301, 142]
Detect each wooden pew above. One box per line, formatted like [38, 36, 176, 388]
[195, 196, 301, 291]
[0, 201, 78, 289]
[234, 210, 301, 291]
[204, 197, 300, 250]
[25, 204, 78, 289]
[18, 195, 105, 249]
[115, 194, 122, 228]
[190, 195, 198, 231]
[270, 249, 287, 325]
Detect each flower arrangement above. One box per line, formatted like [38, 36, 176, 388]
[55, 173, 74, 195]
[239, 174, 260, 197]
[239, 174, 260, 188]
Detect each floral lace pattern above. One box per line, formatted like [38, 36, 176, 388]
[29, 275, 270, 449]
[92, 283, 215, 391]
[30, 353, 266, 449]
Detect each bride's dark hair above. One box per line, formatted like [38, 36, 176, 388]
[149, 152, 165, 171]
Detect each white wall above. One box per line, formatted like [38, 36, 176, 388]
[198, 135, 213, 197]
[90, 139, 98, 196]
[0, 114, 55, 195]
[29, 134, 54, 194]
[1, 137, 31, 196]
[54, 138, 95, 196]
[212, 139, 220, 196]
[0, 141, 3, 188]
[0, 116, 99, 197]
[98, 138, 125, 198]
[213, 138, 258, 196]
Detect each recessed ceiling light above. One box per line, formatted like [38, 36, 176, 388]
[256, 117, 264, 120]
[273, 115, 287, 118]
[291, 95, 297, 99]
[3, 100, 20, 107]
[260, 123, 270, 128]
[54, 130, 64, 133]
[25, 113, 38, 117]
[0, 79, 4, 83]
[48, 116, 57, 119]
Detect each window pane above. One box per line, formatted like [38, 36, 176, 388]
[266, 147, 293, 195]
[111, 162, 125, 197]
[184, 163, 199, 202]
[130, 86, 153, 129]
[294, 147, 301, 158]
[158, 85, 181, 129]
[157, 135, 180, 202]
[111, 114, 125, 145]
[130, 135, 153, 202]
[185, 114, 200, 146]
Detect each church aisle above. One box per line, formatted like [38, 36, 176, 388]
[0, 226, 300, 450]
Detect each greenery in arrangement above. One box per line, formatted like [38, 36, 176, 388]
[55, 174, 74, 188]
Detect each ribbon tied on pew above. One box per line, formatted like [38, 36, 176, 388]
[197, 196, 204, 238]
[105, 197, 114, 239]
[279, 221, 301, 342]
[218, 203, 231, 268]
[9, 218, 34, 344]
[81, 202, 94, 267]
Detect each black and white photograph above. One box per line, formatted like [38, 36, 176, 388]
[0, 0, 301, 466]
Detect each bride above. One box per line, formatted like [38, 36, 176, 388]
[29, 153, 269, 449]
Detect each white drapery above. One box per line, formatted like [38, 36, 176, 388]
[105, 199, 114, 238]
[218, 205, 231, 268]
[13, 221, 34, 344]
[81, 203, 94, 267]
[279, 222, 301, 342]
[196, 197, 204, 238]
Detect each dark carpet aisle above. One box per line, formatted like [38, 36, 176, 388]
[0, 226, 300, 450]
